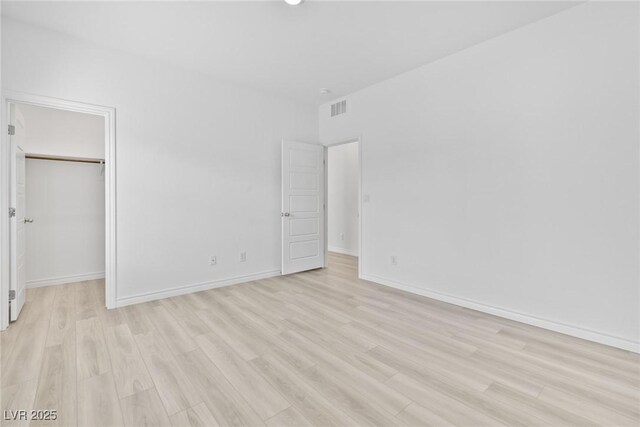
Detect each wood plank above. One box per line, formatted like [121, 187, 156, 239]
[537, 385, 640, 426]
[265, 406, 313, 427]
[120, 303, 155, 336]
[143, 305, 198, 355]
[483, 382, 597, 426]
[31, 341, 77, 427]
[195, 310, 262, 361]
[134, 331, 201, 416]
[120, 388, 172, 427]
[387, 373, 503, 426]
[251, 352, 357, 427]
[175, 349, 265, 427]
[158, 296, 211, 338]
[2, 316, 50, 387]
[74, 280, 102, 321]
[279, 329, 411, 416]
[76, 317, 110, 380]
[169, 402, 219, 427]
[1, 379, 38, 427]
[77, 372, 123, 427]
[45, 283, 76, 348]
[298, 365, 403, 426]
[104, 324, 154, 398]
[195, 333, 290, 420]
[396, 402, 455, 427]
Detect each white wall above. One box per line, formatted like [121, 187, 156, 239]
[19, 103, 104, 159]
[328, 142, 359, 256]
[26, 159, 105, 286]
[319, 2, 639, 351]
[2, 19, 318, 304]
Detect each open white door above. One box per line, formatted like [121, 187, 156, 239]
[9, 104, 27, 321]
[281, 140, 325, 275]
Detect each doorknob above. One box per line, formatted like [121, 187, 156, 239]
[281, 212, 291, 217]
[24, 218, 34, 223]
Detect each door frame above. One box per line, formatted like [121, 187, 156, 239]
[323, 135, 362, 278]
[0, 91, 117, 330]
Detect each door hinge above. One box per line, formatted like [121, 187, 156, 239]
[8, 125, 15, 136]
[8, 290, 15, 301]
[9, 207, 16, 218]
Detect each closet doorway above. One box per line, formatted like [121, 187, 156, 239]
[1, 94, 116, 328]
[325, 137, 361, 275]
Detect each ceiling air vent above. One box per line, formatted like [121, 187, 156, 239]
[330, 100, 347, 117]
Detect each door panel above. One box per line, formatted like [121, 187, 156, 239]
[290, 195, 318, 212]
[289, 172, 318, 190]
[290, 218, 319, 237]
[289, 240, 319, 259]
[282, 140, 325, 275]
[10, 105, 27, 321]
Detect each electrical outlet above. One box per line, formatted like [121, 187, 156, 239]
[209, 256, 217, 266]
[363, 194, 371, 203]
[390, 255, 398, 266]
[239, 252, 247, 262]
[340, 233, 344, 241]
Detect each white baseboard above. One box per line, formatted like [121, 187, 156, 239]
[328, 246, 359, 257]
[361, 273, 639, 353]
[27, 272, 105, 288]
[116, 269, 281, 308]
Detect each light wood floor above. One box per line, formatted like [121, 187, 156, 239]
[1, 253, 638, 426]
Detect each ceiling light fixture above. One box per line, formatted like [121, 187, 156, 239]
[319, 88, 331, 95]
[284, 0, 304, 5]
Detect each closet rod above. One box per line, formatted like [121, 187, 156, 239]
[26, 154, 104, 164]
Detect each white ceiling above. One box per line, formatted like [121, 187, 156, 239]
[3, 1, 580, 105]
